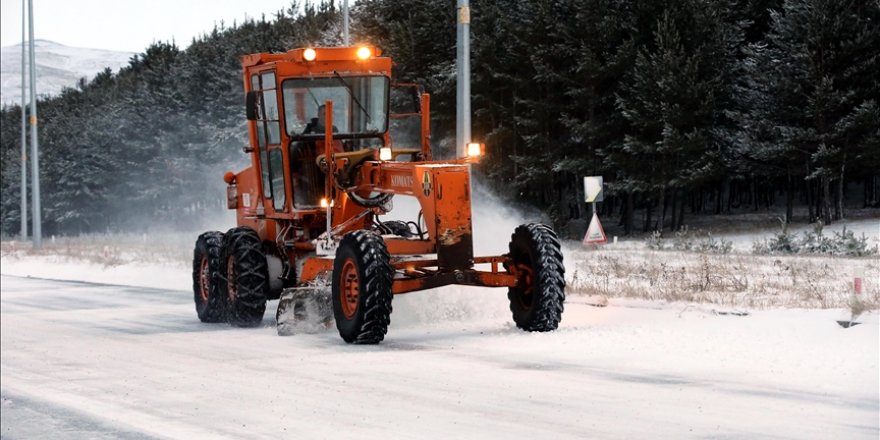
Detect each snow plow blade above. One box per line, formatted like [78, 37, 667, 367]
[276, 288, 333, 336]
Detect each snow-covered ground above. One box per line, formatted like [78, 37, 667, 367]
[1, 275, 877, 439]
[1, 207, 878, 438]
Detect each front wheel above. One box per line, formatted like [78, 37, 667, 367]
[331, 230, 394, 344]
[219, 227, 269, 327]
[507, 223, 565, 331]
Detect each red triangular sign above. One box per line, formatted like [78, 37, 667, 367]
[583, 213, 608, 245]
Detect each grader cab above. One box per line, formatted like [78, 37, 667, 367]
[192, 46, 565, 343]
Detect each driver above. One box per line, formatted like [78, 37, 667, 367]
[303, 104, 338, 135]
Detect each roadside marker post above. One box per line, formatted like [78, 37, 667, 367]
[838, 269, 866, 328]
[582, 176, 607, 246]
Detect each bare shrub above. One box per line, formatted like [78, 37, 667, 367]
[645, 231, 664, 250]
[645, 226, 733, 254]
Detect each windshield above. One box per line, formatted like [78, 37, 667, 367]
[282, 75, 389, 138]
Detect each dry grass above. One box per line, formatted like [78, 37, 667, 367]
[566, 245, 879, 309]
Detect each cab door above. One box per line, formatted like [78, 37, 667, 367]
[251, 71, 289, 214]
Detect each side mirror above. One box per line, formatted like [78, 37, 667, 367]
[246, 91, 261, 121]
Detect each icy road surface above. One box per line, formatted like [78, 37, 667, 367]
[1, 275, 877, 439]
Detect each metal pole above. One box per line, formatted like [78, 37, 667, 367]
[456, 0, 471, 159]
[342, 0, 350, 46]
[27, 0, 41, 248]
[20, 0, 28, 240]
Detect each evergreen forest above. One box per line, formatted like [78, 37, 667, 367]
[1, 0, 878, 237]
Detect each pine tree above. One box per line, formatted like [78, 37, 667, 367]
[741, 0, 880, 224]
[616, 0, 745, 231]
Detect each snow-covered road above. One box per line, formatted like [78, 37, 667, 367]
[1, 275, 877, 439]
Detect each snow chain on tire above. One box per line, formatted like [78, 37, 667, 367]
[192, 231, 225, 323]
[332, 230, 394, 344]
[507, 223, 566, 331]
[219, 226, 269, 327]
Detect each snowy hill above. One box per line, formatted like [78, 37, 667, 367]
[0, 40, 133, 106]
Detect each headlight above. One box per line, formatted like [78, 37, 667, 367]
[303, 48, 317, 61]
[379, 147, 393, 161]
[357, 46, 372, 60]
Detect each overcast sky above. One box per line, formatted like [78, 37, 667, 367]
[1, 0, 297, 52]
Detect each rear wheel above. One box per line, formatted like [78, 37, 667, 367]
[331, 230, 393, 344]
[192, 231, 225, 322]
[219, 227, 269, 327]
[507, 223, 565, 331]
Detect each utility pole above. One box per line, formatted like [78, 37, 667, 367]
[27, 0, 41, 248]
[342, 0, 350, 46]
[20, 0, 28, 240]
[455, 0, 471, 159]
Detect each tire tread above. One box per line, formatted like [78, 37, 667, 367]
[508, 223, 566, 331]
[192, 231, 225, 323]
[333, 230, 393, 344]
[220, 227, 269, 327]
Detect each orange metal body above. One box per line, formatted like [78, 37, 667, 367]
[228, 46, 515, 295]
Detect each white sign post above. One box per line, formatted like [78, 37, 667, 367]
[582, 176, 607, 245]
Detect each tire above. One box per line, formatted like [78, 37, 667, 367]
[219, 226, 269, 327]
[507, 223, 565, 331]
[331, 230, 394, 344]
[192, 231, 225, 323]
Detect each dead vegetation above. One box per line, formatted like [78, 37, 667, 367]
[566, 246, 879, 309]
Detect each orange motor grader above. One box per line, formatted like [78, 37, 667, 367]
[192, 46, 565, 343]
